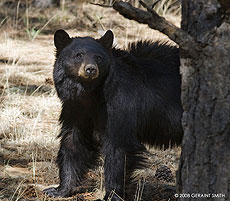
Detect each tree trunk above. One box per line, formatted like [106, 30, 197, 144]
[177, 1, 230, 200]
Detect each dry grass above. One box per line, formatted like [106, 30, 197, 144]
[0, 1, 181, 200]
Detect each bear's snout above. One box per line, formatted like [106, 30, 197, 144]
[78, 63, 99, 80]
[85, 64, 98, 76]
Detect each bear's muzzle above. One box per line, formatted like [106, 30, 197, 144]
[78, 63, 99, 80]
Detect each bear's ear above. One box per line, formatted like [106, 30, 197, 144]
[98, 30, 114, 50]
[54, 30, 72, 52]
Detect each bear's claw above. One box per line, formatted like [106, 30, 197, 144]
[43, 187, 61, 197]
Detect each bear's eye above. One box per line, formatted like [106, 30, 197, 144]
[76, 53, 83, 58]
[96, 56, 102, 62]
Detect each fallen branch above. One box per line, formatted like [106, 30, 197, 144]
[113, 1, 200, 56]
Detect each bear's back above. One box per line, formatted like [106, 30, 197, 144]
[108, 41, 182, 148]
[112, 41, 180, 74]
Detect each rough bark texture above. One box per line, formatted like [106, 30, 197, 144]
[178, 0, 230, 200]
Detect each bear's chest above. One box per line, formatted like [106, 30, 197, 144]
[77, 96, 107, 132]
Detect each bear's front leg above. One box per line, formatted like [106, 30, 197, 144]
[44, 125, 99, 197]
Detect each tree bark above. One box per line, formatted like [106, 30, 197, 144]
[113, 0, 230, 200]
[177, 1, 230, 200]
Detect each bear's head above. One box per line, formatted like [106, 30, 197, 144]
[54, 30, 113, 81]
[53, 30, 114, 100]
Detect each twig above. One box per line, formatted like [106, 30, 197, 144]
[113, 1, 201, 56]
[90, 2, 113, 8]
[151, 0, 161, 9]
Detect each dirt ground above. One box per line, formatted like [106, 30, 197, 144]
[0, 1, 181, 200]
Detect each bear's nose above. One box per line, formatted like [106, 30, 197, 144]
[85, 64, 97, 75]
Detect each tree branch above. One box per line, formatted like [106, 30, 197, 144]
[113, 1, 200, 56]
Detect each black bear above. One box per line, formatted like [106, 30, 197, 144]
[44, 30, 183, 201]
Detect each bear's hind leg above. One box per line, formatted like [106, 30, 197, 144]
[102, 140, 147, 201]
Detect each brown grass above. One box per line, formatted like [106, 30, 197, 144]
[0, 1, 181, 200]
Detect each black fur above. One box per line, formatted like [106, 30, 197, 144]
[43, 30, 183, 201]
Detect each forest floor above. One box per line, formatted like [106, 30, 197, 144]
[0, 1, 181, 200]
